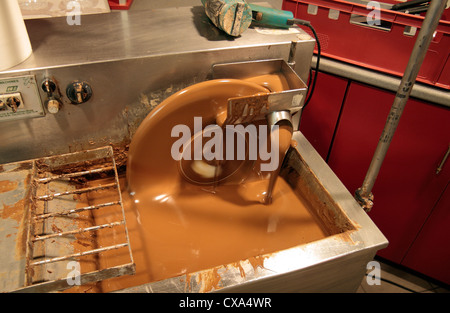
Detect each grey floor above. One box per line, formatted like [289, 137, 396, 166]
[358, 259, 449, 293]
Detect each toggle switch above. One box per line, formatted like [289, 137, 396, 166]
[42, 79, 57, 94]
[41, 78, 62, 114]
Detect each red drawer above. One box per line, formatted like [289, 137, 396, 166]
[282, 0, 450, 89]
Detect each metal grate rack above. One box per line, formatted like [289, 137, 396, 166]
[16, 146, 135, 293]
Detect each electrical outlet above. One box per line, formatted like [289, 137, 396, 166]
[0, 93, 24, 113]
[0, 75, 45, 121]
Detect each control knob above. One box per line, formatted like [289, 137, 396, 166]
[47, 98, 61, 114]
[66, 81, 92, 104]
[42, 78, 62, 114]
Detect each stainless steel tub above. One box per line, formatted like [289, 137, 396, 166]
[0, 5, 387, 293]
[116, 131, 388, 293]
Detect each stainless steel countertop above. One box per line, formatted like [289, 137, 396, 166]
[3, 1, 448, 106]
[3, 3, 297, 74]
[129, 0, 283, 11]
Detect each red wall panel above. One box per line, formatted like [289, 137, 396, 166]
[327, 82, 450, 264]
[402, 184, 450, 285]
[300, 71, 348, 160]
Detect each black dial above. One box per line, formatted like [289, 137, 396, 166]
[66, 81, 92, 104]
[42, 79, 57, 93]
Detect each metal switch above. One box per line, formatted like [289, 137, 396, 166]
[41, 78, 62, 114]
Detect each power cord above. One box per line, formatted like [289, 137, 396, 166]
[287, 18, 321, 110]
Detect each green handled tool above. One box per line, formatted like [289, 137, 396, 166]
[201, 0, 253, 36]
[201, 0, 312, 36]
[249, 3, 294, 29]
[200, 1, 321, 110]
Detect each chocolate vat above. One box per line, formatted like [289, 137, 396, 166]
[111, 70, 388, 293]
[0, 5, 387, 293]
[118, 130, 388, 293]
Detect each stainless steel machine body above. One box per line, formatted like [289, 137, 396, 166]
[0, 6, 314, 164]
[0, 5, 387, 292]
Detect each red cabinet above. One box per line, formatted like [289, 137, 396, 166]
[326, 82, 450, 267]
[299, 71, 348, 160]
[402, 182, 450, 285]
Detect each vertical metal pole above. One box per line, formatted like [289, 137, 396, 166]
[356, 0, 447, 212]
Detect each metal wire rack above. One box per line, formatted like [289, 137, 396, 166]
[16, 146, 135, 293]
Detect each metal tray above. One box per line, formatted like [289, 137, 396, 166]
[0, 146, 135, 293]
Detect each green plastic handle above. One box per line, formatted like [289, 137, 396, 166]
[249, 4, 293, 29]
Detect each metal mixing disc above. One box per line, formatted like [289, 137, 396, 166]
[178, 126, 255, 185]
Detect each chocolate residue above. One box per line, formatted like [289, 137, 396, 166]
[0, 180, 18, 193]
[1, 199, 25, 222]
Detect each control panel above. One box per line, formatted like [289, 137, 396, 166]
[0, 75, 45, 122]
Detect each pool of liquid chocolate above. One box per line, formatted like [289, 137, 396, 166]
[86, 75, 329, 292]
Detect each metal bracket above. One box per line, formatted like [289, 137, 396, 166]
[212, 59, 308, 129]
[355, 188, 374, 213]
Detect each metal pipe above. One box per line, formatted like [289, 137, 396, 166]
[35, 166, 114, 183]
[29, 243, 129, 266]
[264, 110, 293, 204]
[33, 201, 121, 220]
[36, 182, 117, 200]
[33, 221, 125, 242]
[356, 0, 447, 211]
